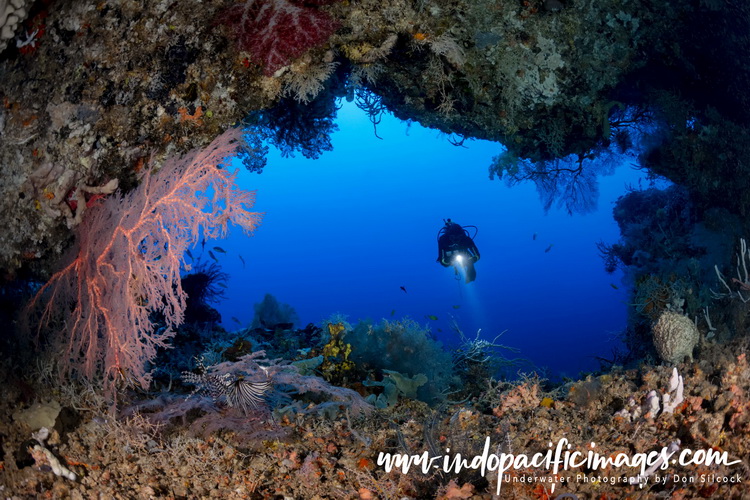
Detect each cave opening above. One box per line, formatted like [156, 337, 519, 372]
[212, 98, 655, 377]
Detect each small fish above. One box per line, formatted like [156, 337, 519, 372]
[209, 250, 218, 262]
[544, 244, 554, 253]
[186, 249, 194, 260]
[201, 238, 206, 251]
[452, 305, 461, 309]
[213, 246, 227, 253]
[400, 286, 407, 293]
[391, 309, 396, 316]
[437, 328, 443, 333]
[238, 255, 246, 268]
[425, 315, 438, 321]
[610, 283, 619, 290]
[533, 232, 537, 241]
[231, 317, 241, 324]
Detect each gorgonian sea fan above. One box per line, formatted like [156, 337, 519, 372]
[22, 128, 263, 393]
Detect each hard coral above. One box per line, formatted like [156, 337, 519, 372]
[216, 0, 341, 76]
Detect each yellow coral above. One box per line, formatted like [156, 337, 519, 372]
[320, 323, 355, 382]
[328, 322, 346, 338]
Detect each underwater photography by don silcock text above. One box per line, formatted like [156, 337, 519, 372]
[1, 0, 750, 499]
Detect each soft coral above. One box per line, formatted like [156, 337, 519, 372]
[216, 0, 341, 76]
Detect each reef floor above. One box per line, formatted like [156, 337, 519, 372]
[1, 338, 749, 499]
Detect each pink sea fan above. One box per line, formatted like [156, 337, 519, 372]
[22, 128, 263, 393]
[216, 0, 341, 76]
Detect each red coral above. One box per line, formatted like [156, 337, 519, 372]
[216, 0, 340, 76]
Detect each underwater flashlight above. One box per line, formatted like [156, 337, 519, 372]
[454, 254, 464, 265]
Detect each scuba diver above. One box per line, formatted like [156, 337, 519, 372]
[437, 219, 480, 283]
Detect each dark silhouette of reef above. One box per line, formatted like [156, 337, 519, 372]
[0, 0, 748, 282]
[2, 2, 750, 495]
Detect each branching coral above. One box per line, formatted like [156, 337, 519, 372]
[713, 237, 750, 303]
[20, 128, 263, 393]
[247, 95, 336, 159]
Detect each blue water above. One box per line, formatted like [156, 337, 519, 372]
[209, 101, 648, 378]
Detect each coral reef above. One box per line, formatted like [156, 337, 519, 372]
[598, 185, 748, 362]
[1, 338, 749, 498]
[250, 292, 299, 330]
[345, 318, 454, 404]
[2, 0, 750, 497]
[1, 0, 750, 276]
[247, 63, 345, 159]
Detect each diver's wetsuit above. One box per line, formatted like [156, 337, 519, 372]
[437, 221, 480, 283]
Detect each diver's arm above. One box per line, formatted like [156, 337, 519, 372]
[438, 250, 451, 267]
[437, 235, 450, 266]
[460, 234, 480, 262]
